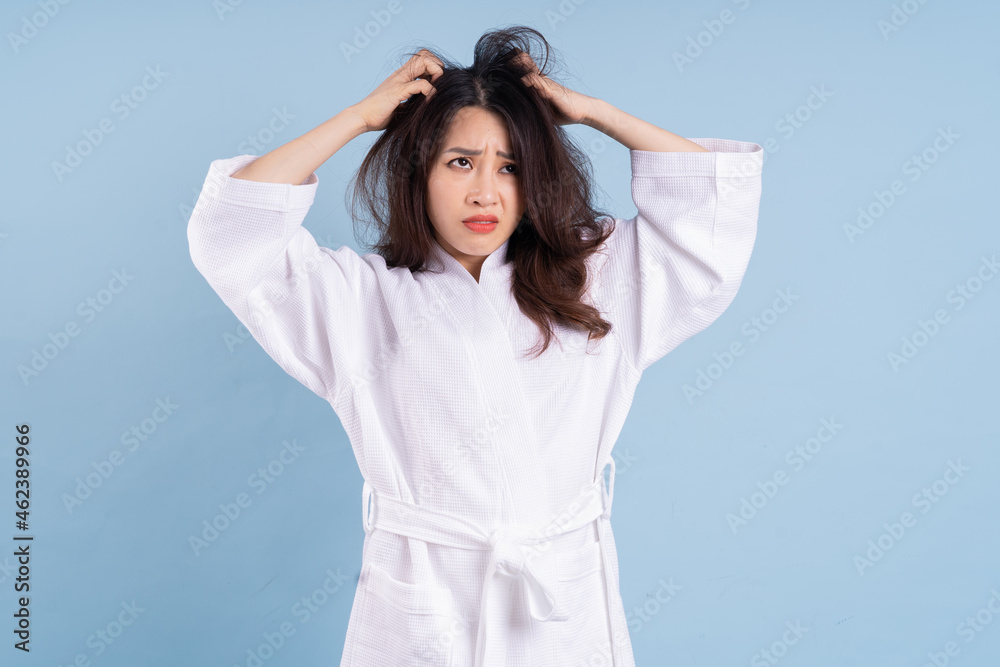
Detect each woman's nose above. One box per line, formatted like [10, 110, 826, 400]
[470, 190, 496, 205]
[469, 172, 498, 204]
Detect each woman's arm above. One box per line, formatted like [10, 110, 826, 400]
[231, 108, 368, 185]
[583, 99, 710, 153]
[514, 52, 708, 153]
[232, 49, 444, 185]
[594, 138, 762, 372]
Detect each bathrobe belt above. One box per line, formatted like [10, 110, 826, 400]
[361, 458, 619, 667]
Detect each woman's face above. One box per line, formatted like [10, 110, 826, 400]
[425, 106, 525, 282]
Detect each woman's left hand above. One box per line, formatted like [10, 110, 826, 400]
[515, 52, 598, 126]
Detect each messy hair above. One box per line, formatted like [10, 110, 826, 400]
[348, 25, 616, 359]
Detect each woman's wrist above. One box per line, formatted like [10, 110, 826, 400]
[342, 105, 372, 136]
[581, 98, 631, 146]
[583, 99, 708, 153]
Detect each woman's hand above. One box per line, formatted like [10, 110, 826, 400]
[515, 52, 599, 126]
[350, 49, 445, 133]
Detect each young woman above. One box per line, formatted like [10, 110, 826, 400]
[188, 25, 762, 667]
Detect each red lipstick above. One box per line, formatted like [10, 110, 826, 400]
[462, 214, 498, 233]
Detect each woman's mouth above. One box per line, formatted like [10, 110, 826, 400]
[463, 216, 498, 233]
[463, 221, 498, 233]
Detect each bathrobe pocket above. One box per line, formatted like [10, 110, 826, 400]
[554, 540, 614, 662]
[348, 561, 458, 666]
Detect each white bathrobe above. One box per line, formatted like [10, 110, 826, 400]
[187, 137, 763, 666]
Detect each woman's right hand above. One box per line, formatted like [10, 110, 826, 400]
[350, 49, 445, 133]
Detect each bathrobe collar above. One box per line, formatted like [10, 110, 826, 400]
[427, 235, 513, 288]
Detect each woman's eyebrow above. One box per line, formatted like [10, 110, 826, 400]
[444, 147, 516, 160]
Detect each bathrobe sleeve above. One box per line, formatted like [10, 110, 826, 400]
[595, 138, 763, 373]
[187, 154, 376, 406]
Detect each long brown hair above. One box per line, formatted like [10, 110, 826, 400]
[348, 25, 616, 359]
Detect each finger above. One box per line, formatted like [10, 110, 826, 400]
[394, 52, 422, 78]
[403, 50, 443, 81]
[397, 51, 430, 81]
[400, 78, 434, 102]
[426, 59, 445, 82]
[419, 48, 445, 69]
[515, 51, 539, 74]
[522, 72, 544, 89]
[403, 64, 441, 95]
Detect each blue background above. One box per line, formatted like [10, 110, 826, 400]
[2, 0, 998, 665]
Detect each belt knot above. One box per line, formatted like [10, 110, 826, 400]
[487, 526, 535, 577]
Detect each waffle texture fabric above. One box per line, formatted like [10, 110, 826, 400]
[187, 137, 764, 666]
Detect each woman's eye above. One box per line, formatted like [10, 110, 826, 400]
[448, 158, 517, 174]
